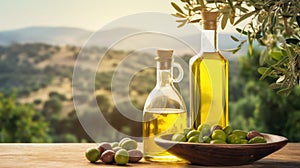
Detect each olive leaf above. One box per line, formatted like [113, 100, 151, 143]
[286, 38, 300, 45]
[296, 16, 300, 27]
[221, 13, 229, 29]
[230, 35, 239, 42]
[234, 5, 248, 13]
[192, 6, 202, 12]
[176, 19, 188, 28]
[228, 0, 234, 11]
[190, 19, 201, 23]
[234, 10, 257, 26]
[171, 2, 184, 14]
[171, 13, 186, 18]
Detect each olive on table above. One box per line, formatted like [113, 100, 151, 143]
[98, 142, 112, 154]
[112, 146, 122, 153]
[120, 139, 138, 150]
[100, 150, 115, 164]
[128, 149, 143, 163]
[114, 149, 129, 165]
[85, 147, 100, 163]
[110, 142, 119, 148]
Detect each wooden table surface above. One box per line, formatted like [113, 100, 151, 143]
[0, 143, 299, 168]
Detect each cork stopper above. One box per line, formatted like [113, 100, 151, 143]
[156, 50, 173, 70]
[202, 11, 219, 30]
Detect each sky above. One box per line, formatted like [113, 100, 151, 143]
[0, 0, 185, 31]
[0, 0, 243, 33]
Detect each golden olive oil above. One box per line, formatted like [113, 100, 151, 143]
[143, 108, 186, 162]
[190, 52, 228, 128]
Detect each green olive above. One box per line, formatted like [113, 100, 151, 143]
[186, 130, 200, 139]
[120, 139, 138, 150]
[183, 128, 194, 136]
[114, 149, 129, 165]
[232, 130, 247, 139]
[202, 135, 211, 143]
[171, 133, 187, 142]
[188, 136, 199, 143]
[223, 125, 233, 135]
[110, 142, 119, 148]
[119, 137, 131, 145]
[85, 147, 100, 163]
[210, 139, 227, 144]
[240, 139, 249, 144]
[211, 130, 226, 141]
[197, 123, 211, 136]
[227, 134, 241, 144]
[248, 136, 267, 144]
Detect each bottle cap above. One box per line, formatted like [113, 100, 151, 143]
[156, 50, 173, 70]
[202, 11, 219, 30]
[156, 50, 173, 61]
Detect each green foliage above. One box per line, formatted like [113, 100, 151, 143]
[230, 48, 300, 141]
[42, 96, 62, 121]
[0, 92, 51, 142]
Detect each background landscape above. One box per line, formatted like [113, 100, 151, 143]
[1, 26, 300, 143]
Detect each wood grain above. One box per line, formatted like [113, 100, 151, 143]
[0, 143, 299, 168]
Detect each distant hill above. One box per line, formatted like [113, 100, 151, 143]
[0, 26, 247, 56]
[0, 26, 92, 46]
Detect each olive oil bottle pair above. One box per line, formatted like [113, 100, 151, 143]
[143, 11, 228, 162]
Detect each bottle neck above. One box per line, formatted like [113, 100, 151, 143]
[156, 61, 173, 87]
[201, 21, 218, 52]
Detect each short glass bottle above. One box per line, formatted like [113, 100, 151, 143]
[143, 50, 187, 162]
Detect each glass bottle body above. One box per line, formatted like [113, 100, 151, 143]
[189, 14, 228, 129]
[190, 52, 228, 128]
[143, 50, 187, 162]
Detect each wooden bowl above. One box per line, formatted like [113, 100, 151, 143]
[154, 133, 288, 166]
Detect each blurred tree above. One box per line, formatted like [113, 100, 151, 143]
[0, 92, 51, 142]
[42, 96, 62, 121]
[230, 49, 300, 141]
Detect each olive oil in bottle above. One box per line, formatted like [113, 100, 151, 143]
[190, 11, 228, 129]
[143, 108, 186, 161]
[143, 50, 187, 162]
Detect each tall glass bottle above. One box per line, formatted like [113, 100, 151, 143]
[190, 11, 228, 129]
[143, 50, 187, 162]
